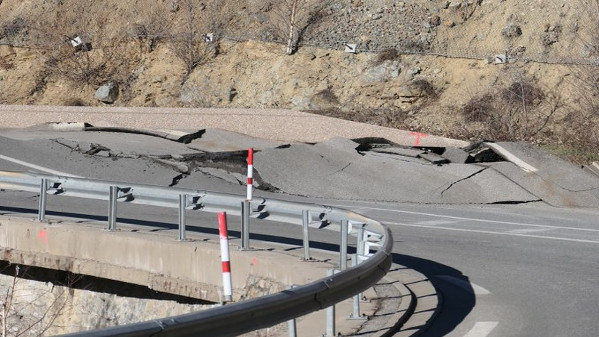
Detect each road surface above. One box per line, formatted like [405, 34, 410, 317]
[1, 125, 598, 337]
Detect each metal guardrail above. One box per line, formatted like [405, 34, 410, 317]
[0, 170, 393, 337]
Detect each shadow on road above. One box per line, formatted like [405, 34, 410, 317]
[393, 253, 476, 336]
[1, 205, 475, 336]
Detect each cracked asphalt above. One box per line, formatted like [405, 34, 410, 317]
[1, 124, 597, 207]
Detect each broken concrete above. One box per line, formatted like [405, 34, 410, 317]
[371, 147, 426, 158]
[255, 139, 540, 204]
[419, 152, 450, 165]
[441, 147, 473, 164]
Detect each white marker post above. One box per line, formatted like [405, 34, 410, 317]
[218, 212, 233, 302]
[246, 148, 254, 201]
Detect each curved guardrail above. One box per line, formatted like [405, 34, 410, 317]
[0, 170, 393, 337]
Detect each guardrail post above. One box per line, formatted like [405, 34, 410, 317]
[357, 224, 366, 263]
[241, 200, 250, 250]
[349, 254, 366, 320]
[325, 269, 337, 337]
[340, 220, 348, 270]
[38, 178, 48, 222]
[287, 285, 298, 337]
[302, 210, 311, 260]
[178, 194, 187, 241]
[108, 186, 118, 231]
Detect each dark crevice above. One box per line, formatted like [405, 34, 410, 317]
[169, 173, 187, 187]
[352, 137, 397, 152]
[84, 143, 111, 155]
[489, 199, 543, 205]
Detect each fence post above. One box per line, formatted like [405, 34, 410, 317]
[340, 220, 348, 271]
[302, 210, 311, 260]
[178, 194, 187, 241]
[241, 200, 250, 250]
[218, 212, 233, 302]
[38, 178, 47, 222]
[108, 186, 118, 231]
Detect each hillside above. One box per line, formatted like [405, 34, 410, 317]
[0, 0, 598, 163]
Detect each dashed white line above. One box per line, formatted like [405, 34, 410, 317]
[463, 321, 499, 337]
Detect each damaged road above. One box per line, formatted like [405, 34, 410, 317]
[1, 123, 598, 207]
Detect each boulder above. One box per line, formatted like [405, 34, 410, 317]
[95, 82, 119, 104]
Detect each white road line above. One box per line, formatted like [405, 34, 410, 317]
[0, 155, 80, 177]
[414, 219, 458, 226]
[508, 228, 552, 234]
[343, 205, 599, 233]
[436, 275, 491, 295]
[386, 221, 599, 244]
[464, 321, 499, 337]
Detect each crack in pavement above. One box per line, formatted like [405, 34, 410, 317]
[326, 162, 352, 176]
[440, 167, 489, 197]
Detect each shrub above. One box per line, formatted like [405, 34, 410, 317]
[314, 87, 339, 105]
[462, 93, 495, 122]
[460, 77, 560, 142]
[411, 79, 438, 99]
[374, 48, 399, 65]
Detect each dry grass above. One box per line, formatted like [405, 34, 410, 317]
[0, 55, 13, 69]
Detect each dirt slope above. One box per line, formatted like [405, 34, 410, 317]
[0, 0, 598, 162]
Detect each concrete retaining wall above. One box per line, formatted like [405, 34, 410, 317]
[0, 215, 332, 303]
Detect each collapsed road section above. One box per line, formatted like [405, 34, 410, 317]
[1, 123, 598, 207]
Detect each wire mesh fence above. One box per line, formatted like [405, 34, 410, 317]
[0, 0, 597, 67]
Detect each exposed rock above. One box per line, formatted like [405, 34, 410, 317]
[95, 82, 119, 104]
[542, 31, 559, 46]
[169, 0, 179, 12]
[361, 60, 401, 83]
[429, 15, 441, 26]
[502, 23, 522, 38]
[407, 67, 422, 77]
[448, 1, 462, 10]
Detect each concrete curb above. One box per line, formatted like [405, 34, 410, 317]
[350, 263, 439, 337]
[392, 267, 439, 337]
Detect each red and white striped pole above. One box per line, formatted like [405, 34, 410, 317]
[218, 212, 233, 302]
[246, 148, 254, 201]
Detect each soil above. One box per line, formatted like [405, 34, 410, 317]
[0, 0, 598, 163]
